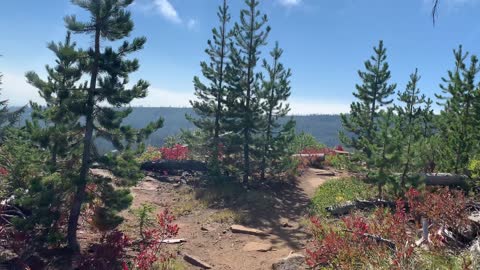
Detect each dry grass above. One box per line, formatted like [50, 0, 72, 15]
[172, 189, 207, 217]
[208, 209, 247, 224]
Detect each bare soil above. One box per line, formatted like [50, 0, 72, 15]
[84, 167, 343, 269]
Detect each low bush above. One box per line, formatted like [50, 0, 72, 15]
[136, 146, 162, 164]
[311, 178, 376, 217]
[159, 144, 189, 161]
[307, 187, 474, 270]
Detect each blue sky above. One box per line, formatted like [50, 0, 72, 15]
[1, 0, 480, 114]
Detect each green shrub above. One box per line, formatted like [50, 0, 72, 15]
[289, 132, 325, 154]
[131, 203, 156, 239]
[135, 146, 162, 163]
[311, 177, 375, 217]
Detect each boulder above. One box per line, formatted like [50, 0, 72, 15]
[272, 253, 306, 270]
[243, 242, 273, 252]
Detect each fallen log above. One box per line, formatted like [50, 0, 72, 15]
[141, 160, 208, 173]
[292, 153, 325, 161]
[326, 199, 395, 216]
[161, 238, 186, 244]
[423, 173, 467, 186]
[334, 150, 350, 155]
[391, 173, 467, 186]
[343, 229, 396, 250]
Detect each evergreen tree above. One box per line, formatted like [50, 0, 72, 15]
[226, 0, 270, 183]
[395, 69, 425, 189]
[64, 0, 163, 252]
[25, 32, 83, 169]
[370, 108, 401, 197]
[419, 98, 439, 173]
[189, 0, 232, 175]
[341, 40, 397, 167]
[436, 46, 480, 173]
[259, 42, 294, 180]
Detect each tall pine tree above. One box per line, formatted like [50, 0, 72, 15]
[436, 45, 480, 173]
[190, 0, 232, 176]
[226, 0, 270, 183]
[259, 42, 294, 180]
[341, 40, 397, 167]
[64, 0, 163, 252]
[395, 69, 425, 189]
[25, 32, 83, 169]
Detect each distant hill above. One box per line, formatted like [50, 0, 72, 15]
[16, 107, 344, 150]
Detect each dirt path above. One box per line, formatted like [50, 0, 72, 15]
[122, 169, 337, 269]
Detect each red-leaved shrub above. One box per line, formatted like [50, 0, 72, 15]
[307, 188, 471, 269]
[159, 144, 189, 160]
[79, 230, 130, 270]
[132, 209, 179, 270]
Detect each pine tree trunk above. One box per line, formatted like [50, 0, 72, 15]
[67, 27, 100, 253]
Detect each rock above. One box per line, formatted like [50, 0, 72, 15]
[315, 170, 335, 176]
[280, 218, 290, 227]
[272, 253, 306, 270]
[173, 182, 181, 188]
[279, 218, 300, 229]
[201, 224, 218, 232]
[183, 254, 212, 269]
[231, 225, 269, 236]
[243, 242, 273, 252]
[144, 176, 155, 182]
[470, 238, 480, 265]
[469, 212, 480, 224]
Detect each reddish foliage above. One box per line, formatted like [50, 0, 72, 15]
[405, 187, 469, 230]
[160, 144, 189, 160]
[132, 209, 179, 270]
[79, 230, 130, 270]
[306, 188, 470, 269]
[335, 145, 345, 151]
[307, 205, 415, 270]
[0, 167, 8, 176]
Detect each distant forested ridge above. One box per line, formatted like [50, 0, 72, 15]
[15, 107, 343, 150]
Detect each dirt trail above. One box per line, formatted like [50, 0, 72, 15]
[123, 169, 336, 269]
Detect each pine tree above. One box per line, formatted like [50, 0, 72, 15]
[395, 69, 425, 189]
[370, 108, 401, 197]
[259, 42, 294, 180]
[25, 32, 83, 169]
[436, 45, 480, 173]
[226, 0, 270, 183]
[419, 98, 439, 173]
[341, 40, 397, 166]
[189, 0, 232, 175]
[64, 0, 163, 252]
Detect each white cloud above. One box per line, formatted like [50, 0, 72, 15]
[131, 86, 193, 107]
[289, 99, 349, 115]
[278, 0, 302, 7]
[153, 0, 182, 24]
[2, 72, 42, 106]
